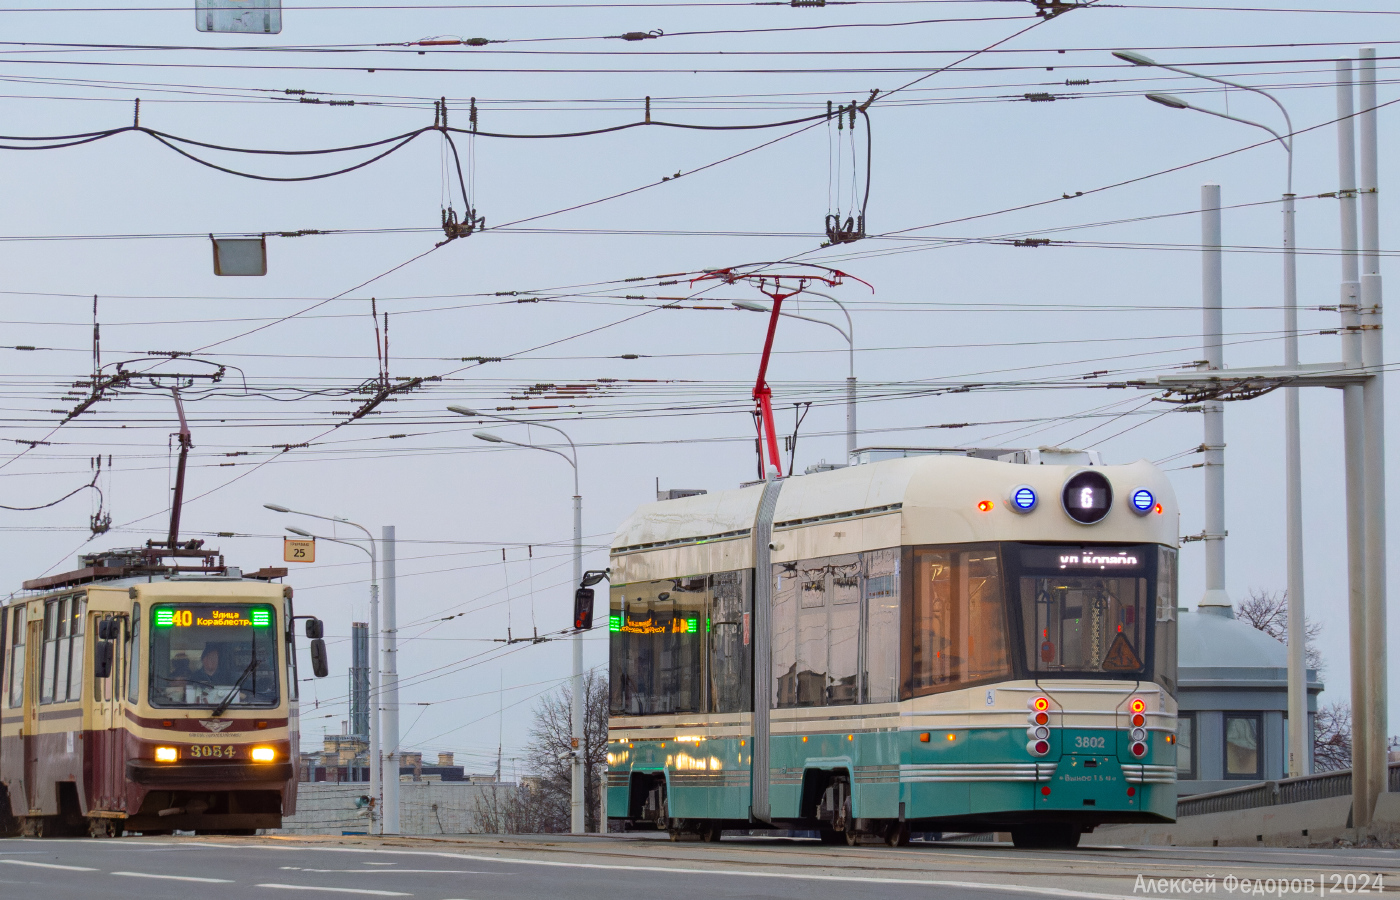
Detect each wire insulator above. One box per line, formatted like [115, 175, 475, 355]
[465, 37, 490, 46]
[645, 96, 651, 124]
[133, 98, 140, 127]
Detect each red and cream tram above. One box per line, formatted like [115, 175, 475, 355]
[0, 544, 327, 836]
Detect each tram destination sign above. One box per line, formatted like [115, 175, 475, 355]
[1019, 546, 1145, 572]
[153, 606, 273, 628]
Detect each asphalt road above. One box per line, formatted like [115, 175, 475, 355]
[1, 833, 1397, 900]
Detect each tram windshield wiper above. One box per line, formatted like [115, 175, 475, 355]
[211, 653, 259, 718]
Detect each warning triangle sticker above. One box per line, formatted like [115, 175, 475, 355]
[1101, 632, 1143, 672]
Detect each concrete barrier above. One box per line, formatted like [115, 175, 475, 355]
[275, 781, 512, 835]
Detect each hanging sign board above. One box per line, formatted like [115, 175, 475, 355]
[196, 0, 281, 34]
[211, 236, 267, 276]
[284, 538, 315, 563]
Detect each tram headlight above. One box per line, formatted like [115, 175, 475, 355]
[251, 746, 276, 763]
[1130, 727, 1147, 743]
[1130, 741, 1148, 758]
[1128, 487, 1155, 516]
[1027, 725, 1050, 741]
[155, 746, 177, 763]
[1008, 485, 1038, 514]
[1027, 739, 1050, 757]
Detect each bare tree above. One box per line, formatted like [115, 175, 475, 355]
[470, 671, 609, 834]
[522, 670, 610, 833]
[1235, 588, 1324, 673]
[1313, 702, 1352, 773]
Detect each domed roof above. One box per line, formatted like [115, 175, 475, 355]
[1178, 607, 1289, 669]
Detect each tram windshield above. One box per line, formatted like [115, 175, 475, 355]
[148, 603, 280, 709]
[1006, 543, 1173, 681]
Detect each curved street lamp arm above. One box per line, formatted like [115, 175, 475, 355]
[1155, 63, 1294, 144]
[465, 410, 577, 469]
[486, 435, 579, 495]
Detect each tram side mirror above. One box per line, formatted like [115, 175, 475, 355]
[305, 618, 324, 639]
[573, 588, 595, 631]
[309, 637, 329, 678]
[93, 639, 114, 679]
[96, 617, 118, 640]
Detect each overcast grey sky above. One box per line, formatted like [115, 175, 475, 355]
[0, 0, 1396, 770]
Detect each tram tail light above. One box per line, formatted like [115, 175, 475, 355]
[1027, 725, 1050, 741]
[977, 500, 994, 512]
[251, 746, 276, 762]
[1027, 739, 1050, 757]
[155, 747, 178, 762]
[1130, 727, 1147, 743]
[1131, 713, 1146, 728]
[1129, 698, 1146, 713]
[1028, 696, 1050, 713]
[1130, 741, 1148, 758]
[1029, 709, 1050, 727]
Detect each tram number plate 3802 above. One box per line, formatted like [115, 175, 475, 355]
[1074, 736, 1107, 750]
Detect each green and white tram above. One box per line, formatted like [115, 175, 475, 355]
[605, 451, 1179, 848]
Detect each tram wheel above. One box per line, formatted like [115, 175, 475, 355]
[87, 817, 123, 839]
[1010, 825, 1080, 849]
[699, 821, 720, 843]
[884, 823, 911, 847]
[844, 828, 862, 847]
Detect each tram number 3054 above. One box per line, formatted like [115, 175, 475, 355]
[1074, 736, 1107, 750]
[188, 745, 238, 758]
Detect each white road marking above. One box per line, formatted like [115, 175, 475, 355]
[258, 885, 412, 896]
[0, 860, 98, 872]
[256, 845, 1152, 900]
[113, 871, 235, 883]
[294, 869, 488, 875]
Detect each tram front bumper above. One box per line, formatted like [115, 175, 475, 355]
[128, 760, 295, 785]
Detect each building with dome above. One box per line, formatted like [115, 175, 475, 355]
[1175, 601, 1323, 796]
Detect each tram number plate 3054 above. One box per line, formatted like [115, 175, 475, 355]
[188, 745, 238, 758]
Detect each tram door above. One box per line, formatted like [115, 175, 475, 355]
[22, 611, 41, 813]
[91, 610, 125, 812]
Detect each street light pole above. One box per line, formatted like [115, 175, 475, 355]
[734, 296, 857, 463]
[266, 504, 381, 830]
[448, 406, 586, 834]
[1132, 56, 1308, 776]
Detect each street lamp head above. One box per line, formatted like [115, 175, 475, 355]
[286, 526, 314, 537]
[1146, 92, 1190, 110]
[447, 405, 479, 417]
[263, 503, 291, 513]
[1113, 49, 1158, 67]
[732, 300, 769, 313]
[473, 431, 504, 443]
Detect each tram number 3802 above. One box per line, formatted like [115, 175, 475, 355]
[1074, 736, 1107, 750]
[188, 745, 238, 758]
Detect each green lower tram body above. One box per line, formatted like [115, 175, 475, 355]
[608, 727, 1176, 830]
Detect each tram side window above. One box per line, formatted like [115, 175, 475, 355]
[905, 546, 1011, 697]
[67, 598, 85, 699]
[778, 554, 859, 707]
[1155, 547, 1179, 695]
[4, 606, 23, 708]
[708, 571, 751, 713]
[127, 603, 141, 704]
[862, 548, 900, 704]
[609, 577, 705, 716]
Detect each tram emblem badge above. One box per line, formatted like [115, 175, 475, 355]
[200, 719, 234, 733]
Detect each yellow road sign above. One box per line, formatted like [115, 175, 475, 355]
[284, 538, 315, 563]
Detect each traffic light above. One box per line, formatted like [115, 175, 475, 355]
[573, 588, 595, 631]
